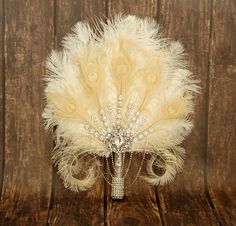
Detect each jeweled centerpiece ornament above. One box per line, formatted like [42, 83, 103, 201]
[106, 127, 133, 152]
[43, 15, 199, 199]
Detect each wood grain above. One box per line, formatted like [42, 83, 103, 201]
[0, 0, 235, 225]
[0, 0, 54, 225]
[108, 0, 158, 18]
[47, 1, 106, 225]
[207, 0, 236, 225]
[0, 0, 4, 195]
[157, 1, 219, 225]
[106, 1, 162, 226]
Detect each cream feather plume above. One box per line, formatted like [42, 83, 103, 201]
[43, 15, 199, 193]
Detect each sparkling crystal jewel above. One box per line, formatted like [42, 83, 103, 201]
[105, 126, 133, 154]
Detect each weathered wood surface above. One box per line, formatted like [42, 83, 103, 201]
[157, 0, 220, 225]
[0, 0, 4, 196]
[207, 0, 236, 225]
[0, 0, 54, 225]
[47, 1, 106, 226]
[0, 0, 235, 226]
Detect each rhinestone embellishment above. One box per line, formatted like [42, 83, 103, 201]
[105, 127, 133, 153]
[83, 94, 153, 199]
[111, 177, 124, 199]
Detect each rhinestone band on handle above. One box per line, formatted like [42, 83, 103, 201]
[111, 151, 124, 199]
[111, 177, 124, 199]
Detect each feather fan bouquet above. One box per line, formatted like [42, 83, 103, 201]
[43, 15, 199, 199]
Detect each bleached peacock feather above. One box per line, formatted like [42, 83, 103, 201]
[43, 15, 199, 198]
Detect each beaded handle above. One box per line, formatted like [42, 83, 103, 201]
[111, 152, 124, 199]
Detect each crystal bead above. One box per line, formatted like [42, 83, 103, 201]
[115, 160, 122, 167]
[148, 128, 153, 133]
[139, 134, 143, 139]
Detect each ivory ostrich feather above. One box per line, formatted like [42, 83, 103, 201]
[43, 15, 199, 193]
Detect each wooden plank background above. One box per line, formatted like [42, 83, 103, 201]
[0, 0, 235, 226]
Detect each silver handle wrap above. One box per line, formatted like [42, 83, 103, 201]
[111, 152, 124, 199]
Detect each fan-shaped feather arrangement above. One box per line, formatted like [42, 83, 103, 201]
[43, 15, 199, 199]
